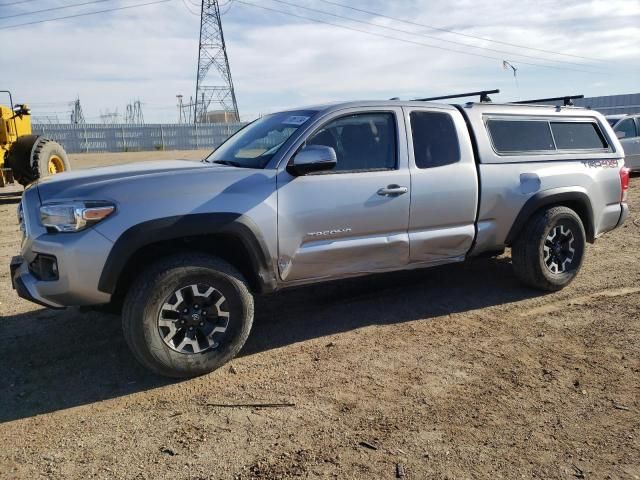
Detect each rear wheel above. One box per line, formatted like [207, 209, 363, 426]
[122, 254, 254, 378]
[511, 206, 586, 291]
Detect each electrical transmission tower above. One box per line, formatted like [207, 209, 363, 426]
[70, 98, 85, 124]
[100, 109, 120, 124]
[176, 94, 195, 124]
[125, 100, 145, 124]
[194, 0, 239, 123]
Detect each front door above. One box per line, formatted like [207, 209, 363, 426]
[277, 108, 410, 283]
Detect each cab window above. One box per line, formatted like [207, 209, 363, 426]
[550, 122, 608, 150]
[306, 112, 397, 172]
[487, 118, 609, 153]
[487, 120, 555, 153]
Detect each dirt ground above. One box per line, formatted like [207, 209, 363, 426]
[0, 151, 638, 479]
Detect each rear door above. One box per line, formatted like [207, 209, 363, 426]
[276, 107, 411, 282]
[404, 106, 479, 264]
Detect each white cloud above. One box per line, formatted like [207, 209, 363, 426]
[1, 0, 638, 122]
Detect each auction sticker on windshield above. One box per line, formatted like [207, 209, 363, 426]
[282, 115, 310, 126]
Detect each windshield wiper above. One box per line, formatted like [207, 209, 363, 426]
[211, 159, 244, 167]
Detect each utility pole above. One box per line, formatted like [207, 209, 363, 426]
[194, 0, 239, 123]
[177, 94, 184, 123]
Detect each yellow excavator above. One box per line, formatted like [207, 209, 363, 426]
[1, 90, 70, 188]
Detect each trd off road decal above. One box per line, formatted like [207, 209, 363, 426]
[582, 159, 618, 168]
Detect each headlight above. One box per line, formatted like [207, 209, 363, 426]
[40, 201, 115, 232]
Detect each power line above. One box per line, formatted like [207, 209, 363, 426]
[317, 0, 606, 64]
[0, 0, 42, 6]
[27, 101, 74, 106]
[269, 0, 598, 70]
[0, 0, 115, 20]
[180, 0, 199, 16]
[220, 0, 234, 15]
[0, 0, 173, 29]
[235, 0, 603, 74]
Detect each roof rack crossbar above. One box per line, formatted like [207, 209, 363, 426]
[412, 89, 499, 103]
[512, 95, 584, 106]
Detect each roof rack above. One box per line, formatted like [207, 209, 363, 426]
[412, 89, 499, 103]
[512, 95, 584, 107]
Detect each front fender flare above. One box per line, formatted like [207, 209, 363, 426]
[97, 213, 277, 295]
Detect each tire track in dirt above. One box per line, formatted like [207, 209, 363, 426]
[519, 286, 640, 317]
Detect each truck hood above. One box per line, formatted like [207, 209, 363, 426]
[32, 158, 278, 243]
[36, 160, 213, 200]
[37, 160, 256, 202]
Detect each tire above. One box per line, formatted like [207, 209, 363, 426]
[5, 134, 38, 185]
[10, 137, 70, 187]
[33, 139, 71, 180]
[122, 254, 254, 378]
[511, 206, 586, 291]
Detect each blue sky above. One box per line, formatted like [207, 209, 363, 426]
[1, 0, 639, 123]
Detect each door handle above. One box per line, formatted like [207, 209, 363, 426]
[377, 184, 408, 196]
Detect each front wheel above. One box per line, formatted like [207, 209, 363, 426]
[511, 206, 586, 291]
[122, 254, 254, 378]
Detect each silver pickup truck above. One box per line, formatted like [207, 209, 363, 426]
[11, 95, 630, 377]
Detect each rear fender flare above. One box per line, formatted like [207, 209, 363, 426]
[505, 188, 595, 245]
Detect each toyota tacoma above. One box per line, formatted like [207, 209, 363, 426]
[11, 94, 630, 377]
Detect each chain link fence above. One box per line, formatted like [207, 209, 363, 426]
[32, 123, 246, 154]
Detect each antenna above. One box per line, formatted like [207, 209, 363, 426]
[502, 60, 520, 99]
[194, 0, 239, 123]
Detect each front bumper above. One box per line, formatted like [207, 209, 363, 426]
[11, 184, 114, 309]
[11, 255, 65, 309]
[10, 225, 114, 308]
[11, 230, 114, 310]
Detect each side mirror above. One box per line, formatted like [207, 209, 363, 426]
[616, 130, 626, 139]
[287, 145, 337, 176]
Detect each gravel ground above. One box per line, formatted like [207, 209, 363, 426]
[0, 152, 638, 479]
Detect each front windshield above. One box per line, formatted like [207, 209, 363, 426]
[607, 118, 620, 128]
[205, 110, 318, 168]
